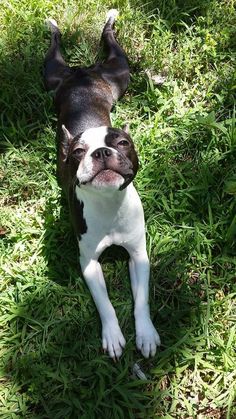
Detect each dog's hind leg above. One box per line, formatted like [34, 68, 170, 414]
[44, 19, 71, 92]
[103, 10, 125, 60]
[99, 10, 130, 100]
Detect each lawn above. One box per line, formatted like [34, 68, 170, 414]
[0, 0, 236, 417]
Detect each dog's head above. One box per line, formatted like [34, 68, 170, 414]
[63, 125, 138, 191]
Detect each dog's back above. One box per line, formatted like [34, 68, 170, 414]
[55, 67, 113, 136]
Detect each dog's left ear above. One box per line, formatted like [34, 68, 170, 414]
[61, 125, 73, 162]
[122, 124, 130, 134]
[62, 125, 73, 143]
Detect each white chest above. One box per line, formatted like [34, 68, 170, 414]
[75, 183, 145, 257]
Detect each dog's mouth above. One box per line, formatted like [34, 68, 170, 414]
[90, 169, 124, 189]
[80, 169, 132, 190]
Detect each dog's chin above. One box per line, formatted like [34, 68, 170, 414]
[81, 169, 125, 190]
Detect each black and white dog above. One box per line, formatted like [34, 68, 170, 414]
[44, 10, 160, 359]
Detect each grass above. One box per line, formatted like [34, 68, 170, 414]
[0, 0, 236, 417]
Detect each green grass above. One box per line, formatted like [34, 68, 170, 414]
[0, 0, 236, 417]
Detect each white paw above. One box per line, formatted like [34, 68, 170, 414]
[46, 18, 59, 32]
[102, 321, 126, 360]
[106, 9, 119, 24]
[136, 318, 161, 358]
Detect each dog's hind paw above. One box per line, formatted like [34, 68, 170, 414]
[106, 9, 119, 24]
[46, 18, 59, 33]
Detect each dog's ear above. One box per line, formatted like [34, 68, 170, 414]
[62, 125, 73, 143]
[61, 125, 73, 162]
[122, 124, 130, 134]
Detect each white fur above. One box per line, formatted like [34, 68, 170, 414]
[79, 126, 108, 149]
[77, 127, 108, 185]
[46, 18, 59, 32]
[76, 182, 160, 358]
[106, 9, 119, 24]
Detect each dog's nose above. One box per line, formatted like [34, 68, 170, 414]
[91, 147, 112, 161]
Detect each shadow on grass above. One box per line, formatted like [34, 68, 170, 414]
[42, 196, 79, 286]
[0, 19, 101, 153]
[3, 219, 206, 417]
[130, 0, 216, 26]
[0, 24, 51, 153]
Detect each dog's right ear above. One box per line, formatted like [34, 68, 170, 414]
[61, 125, 73, 162]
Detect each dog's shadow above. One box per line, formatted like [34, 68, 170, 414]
[42, 195, 79, 286]
[0, 19, 102, 153]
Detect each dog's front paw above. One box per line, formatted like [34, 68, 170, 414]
[136, 318, 161, 358]
[102, 321, 126, 360]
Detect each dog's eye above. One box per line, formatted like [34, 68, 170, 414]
[117, 140, 130, 147]
[73, 148, 85, 157]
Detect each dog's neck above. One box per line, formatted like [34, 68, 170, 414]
[75, 183, 134, 211]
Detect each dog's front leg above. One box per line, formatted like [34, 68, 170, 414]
[128, 250, 161, 358]
[80, 256, 126, 359]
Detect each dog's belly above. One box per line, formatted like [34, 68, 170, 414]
[79, 221, 137, 258]
[94, 229, 136, 255]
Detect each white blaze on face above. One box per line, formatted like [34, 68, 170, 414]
[76, 126, 124, 189]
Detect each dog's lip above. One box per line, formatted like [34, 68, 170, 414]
[81, 168, 132, 185]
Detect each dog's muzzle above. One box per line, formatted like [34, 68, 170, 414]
[91, 147, 133, 175]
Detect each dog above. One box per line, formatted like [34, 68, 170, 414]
[44, 10, 160, 359]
